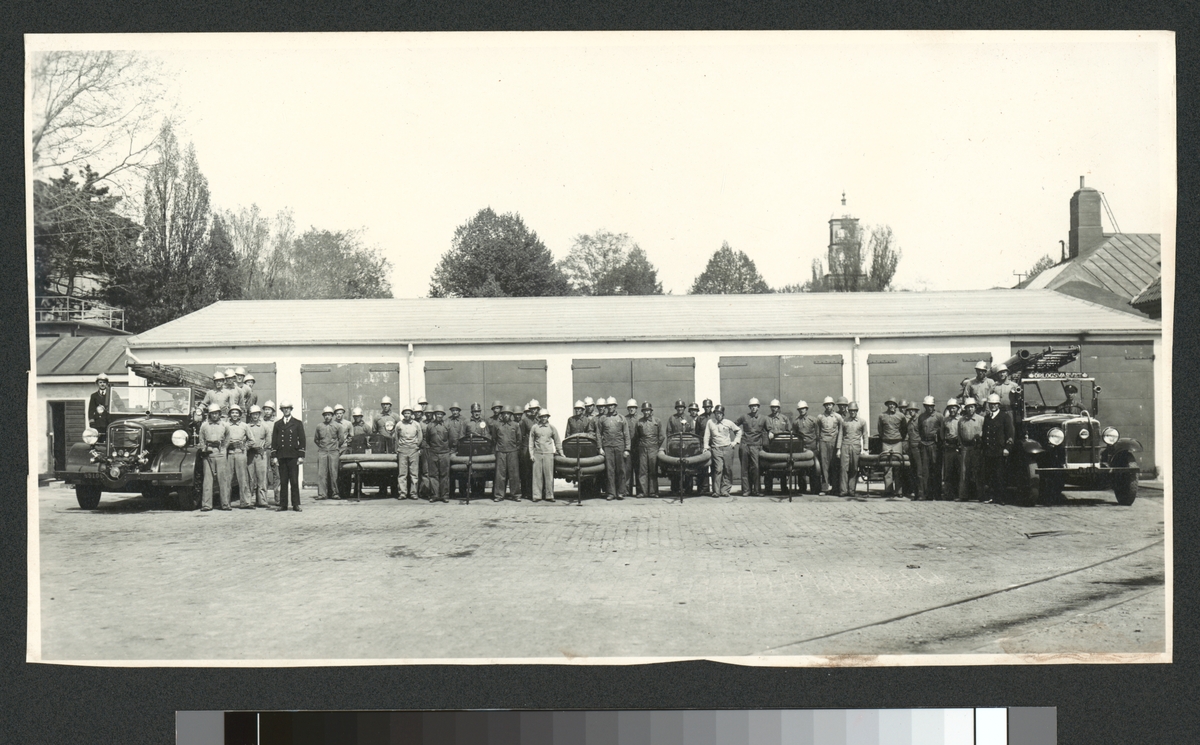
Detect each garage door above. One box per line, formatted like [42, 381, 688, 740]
[571, 358, 695, 411]
[301, 363, 401, 486]
[182, 363, 277, 411]
[867, 352, 991, 422]
[1011, 341, 1155, 475]
[425, 360, 546, 414]
[780, 355, 845, 410]
[718, 356, 779, 413]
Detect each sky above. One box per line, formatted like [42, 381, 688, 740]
[29, 32, 1174, 296]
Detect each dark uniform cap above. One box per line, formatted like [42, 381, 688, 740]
[674, 399, 686, 408]
[885, 397, 898, 406]
[688, 402, 700, 411]
[434, 404, 445, 413]
[642, 402, 653, 411]
[470, 403, 482, 412]
[450, 402, 461, 411]
[702, 398, 713, 407]
[836, 396, 849, 405]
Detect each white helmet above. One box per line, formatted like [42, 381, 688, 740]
[823, 396, 835, 404]
[352, 407, 364, 417]
[796, 400, 808, 410]
[333, 404, 345, 412]
[986, 393, 1002, 404]
[262, 400, 276, 410]
[963, 397, 978, 407]
[381, 395, 393, 405]
[249, 405, 262, 415]
[96, 372, 109, 382]
[244, 374, 256, 383]
[322, 406, 334, 414]
[529, 399, 540, 409]
[606, 396, 618, 406]
[213, 371, 225, 381]
[627, 398, 638, 408]
[574, 400, 585, 409]
[995, 363, 1008, 372]
[946, 398, 960, 408]
[539, 409, 551, 418]
[975, 361, 989, 371]
[278, 399, 293, 409]
[769, 399, 781, 408]
[229, 403, 242, 413]
[206, 403, 221, 413]
[234, 366, 246, 375]
[583, 397, 594, 406]
[748, 397, 760, 406]
[224, 368, 235, 377]
[923, 395, 936, 406]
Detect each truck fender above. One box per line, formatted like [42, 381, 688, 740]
[62, 443, 98, 473]
[1107, 439, 1142, 468]
[153, 446, 199, 479]
[1021, 439, 1046, 457]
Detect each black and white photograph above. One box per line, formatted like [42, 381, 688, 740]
[26, 31, 1173, 666]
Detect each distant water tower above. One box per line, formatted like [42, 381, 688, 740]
[826, 192, 866, 291]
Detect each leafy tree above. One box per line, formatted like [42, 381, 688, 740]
[429, 208, 570, 298]
[33, 165, 141, 298]
[689, 242, 771, 294]
[561, 230, 633, 295]
[595, 247, 664, 295]
[105, 121, 238, 332]
[223, 203, 273, 297]
[29, 51, 165, 191]
[1022, 253, 1058, 284]
[265, 228, 393, 299]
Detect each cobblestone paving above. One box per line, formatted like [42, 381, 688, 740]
[34, 483, 1166, 662]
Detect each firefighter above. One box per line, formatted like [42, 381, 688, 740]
[199, 403, 231, 512]
[702, 404, 741, 497]
[489, 400, 504, 425]
[666, 399, 696, 495]
[981, 392, 1015, 503]
[225, 403, 252, 508]
[459, 403, 491, 497]
[792, 401, 818, 494]
[815, 396, 843, 496]
[903, 400, 921, 498]
[634, 402, 664, 497]
[876, 398, 905, 497]
[221, 369, 238, 419]
[245, 405, 270, 508]
[393, 405, 423, 500]
[528, 409, 561, 502]
[736, 398, 766, 496]
[763, 398, 792, 495]
[956, 397, 985, 501]
[519, 401, 540, 500]
[839, 402, 868, 497]
[915, 395, 943, 500]
[313, 406, 342, 500]
[425, 405, 455, 502]
[445, 403, 466, 498]
[694, 399, 716, 495]
[260, 400, 279, 505]
[490, 405, 523, 501]
[566, 400, 594, 436]
[202, 372, 226, 417]
[242, 373, 258, 412]
[87, 372, 111, 438]
[626, 399, 642, 496]
[992, 364, 1021, 413]
[963, 361, 995, 406]
[596, 396, 631, 500]
[941, 398, 962, 501]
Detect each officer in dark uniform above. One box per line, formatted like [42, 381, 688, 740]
[694, 399, 715, 495]
[665, 399, 696, 495]
[634, 402, 664, 497]
[271, 400, 306, 512]
[981, 393, 1015, 503]
[490, 405, 523, 501]
[88, 372, 111, 440]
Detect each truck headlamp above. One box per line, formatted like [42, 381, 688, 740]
[1102, 427, 1119, 445]
[171, 430, 189, 448]
[1047, 428, 1065, 446]
[82, 428, 99, 445]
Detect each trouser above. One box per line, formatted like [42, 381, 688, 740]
[603, 447, 626, 497]
[202, 453, 231, 510]
[984, 453, 1007, 501]
[625, 450, 638, 495]
[829, 452, 842, 493]
[431, 452, 451, 500]
[669, 463, 694, 495]
[881, 440, 903, 494]
[494, 450, 520, 498]
[277, 457, 301, 508]
[228, 449, 250, 504]
[696, 455, 712, 494]
[840, 448, 861, 496]
[264, 447, 278, 502]
[638, 446, 661, 496]
[419, 448, 433, 497]
[247, 449, 268, 506]
[316, 450, 339, 498]
[740, 445, 761, 495]
[816, 440, 837, 492]
[959, 447, 983, 500]
[942, 447, 961, 500]
[916, 442, 939, 500]
[397, 450, 420, 498]
[710, 445, 734, 495]
[532, 452, 555, 500]
[519, 450, 534, 499]
[899, 441, 915, 495]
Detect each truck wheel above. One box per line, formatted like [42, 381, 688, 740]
[176, 464, 202, 511]
[1024, 464, 1041, 507]
[1114, 471, 1138, 506]
[75, 485, 102, 510]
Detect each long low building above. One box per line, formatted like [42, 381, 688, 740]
[123, 290, 1166, 486]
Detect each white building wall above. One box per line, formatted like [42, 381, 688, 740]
[35, 376, 130, 474]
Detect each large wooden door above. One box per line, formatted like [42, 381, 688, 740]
[425, 360, 547, 414]
[300, 364, 401, 486]
[571, 358, 694, 411]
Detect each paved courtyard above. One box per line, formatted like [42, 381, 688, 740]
[33, 481, 1166, 663]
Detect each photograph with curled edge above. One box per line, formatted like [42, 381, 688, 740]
[26, 31, 1172, 666]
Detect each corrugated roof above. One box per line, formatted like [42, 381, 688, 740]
[1044, 233, 1160, 301]
[1132, 276, 1162, 306]
[128, 291, 1160, 349]
[36, 336, 130, 376]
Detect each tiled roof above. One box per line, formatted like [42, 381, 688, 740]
[129, 290, 1161, 349]
[36, 336, 130, 377]
[1131, 276, 1162, 307]
[1043, 233, 1160, 301]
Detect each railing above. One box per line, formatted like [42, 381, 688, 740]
[35, 296, 125, 331]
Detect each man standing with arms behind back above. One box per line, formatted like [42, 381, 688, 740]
[814, 396, 843, 496]
[839, 402, 868, 497]
[596, 397, 631, 501]
[271, 400, 306, 512]
[876, 397, 905, 497]
[736, 398, 766, 496]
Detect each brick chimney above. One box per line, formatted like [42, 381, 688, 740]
[1069, 175, 1105, 259]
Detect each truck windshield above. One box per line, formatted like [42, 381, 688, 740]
[1023, 380, 1094, 415]
[109, 387, 193, 415]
